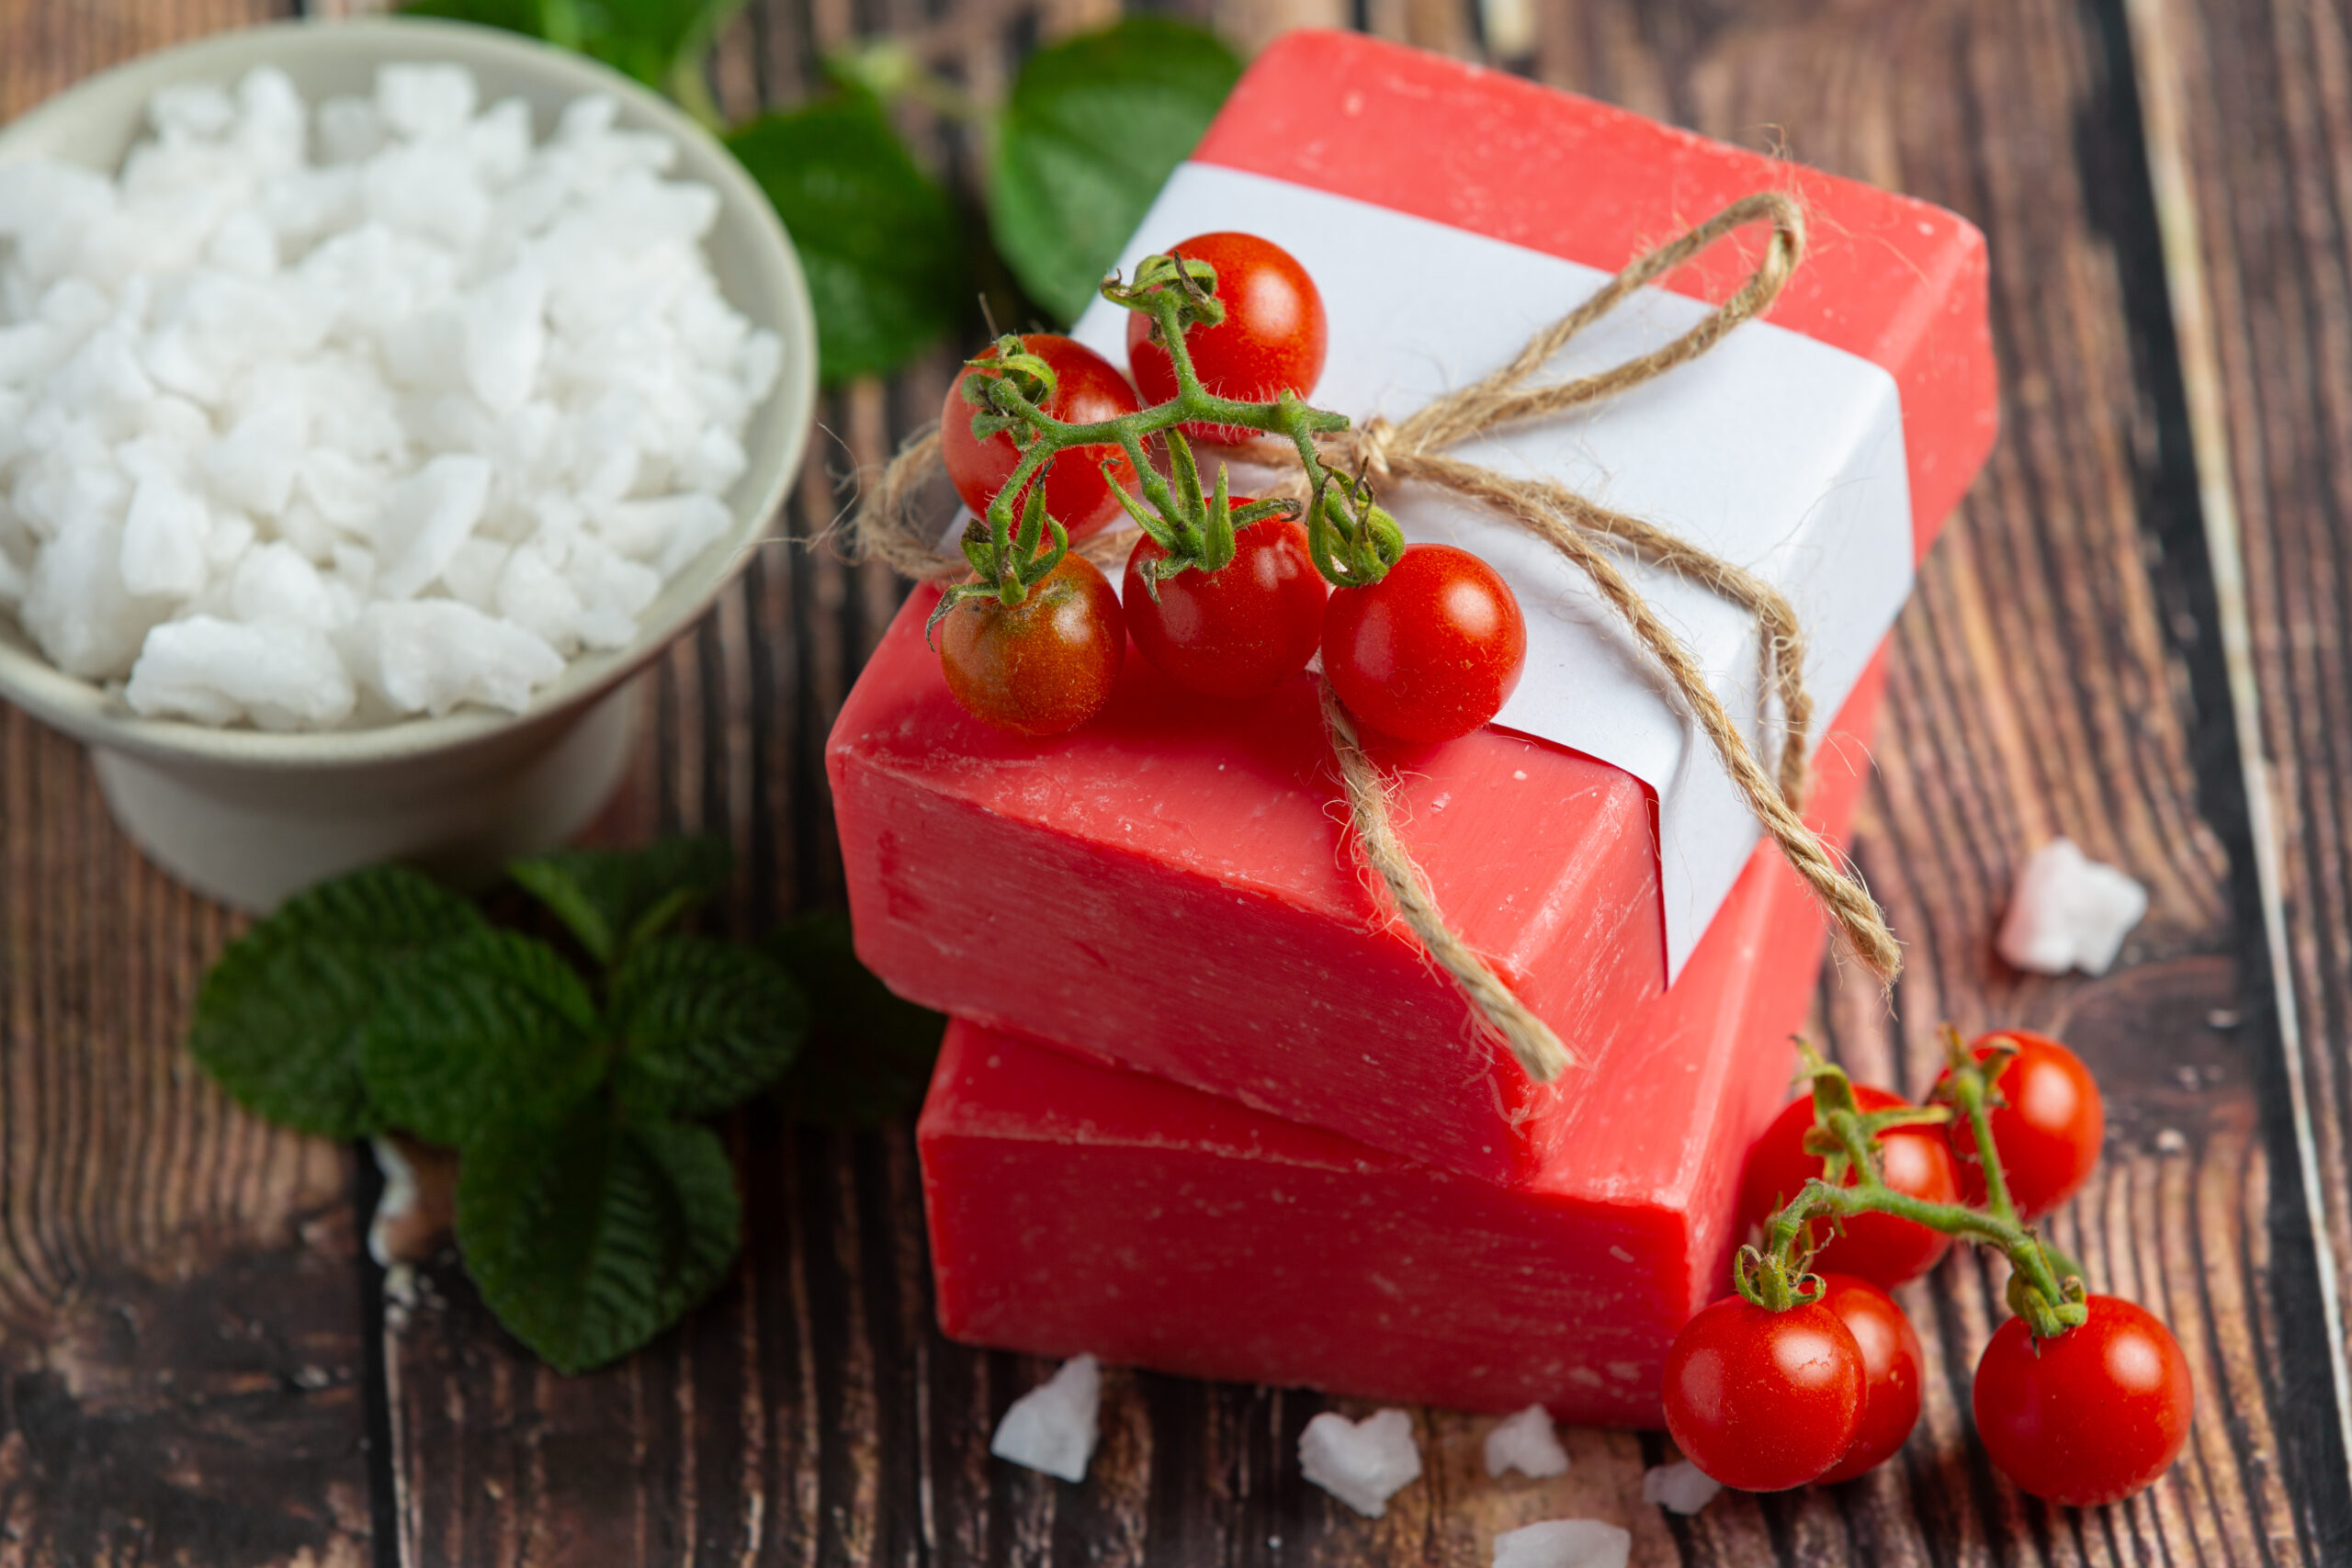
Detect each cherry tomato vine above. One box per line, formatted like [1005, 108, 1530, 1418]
[1668, 1028, 2195, 1506]
[932, 232, 1525, 739]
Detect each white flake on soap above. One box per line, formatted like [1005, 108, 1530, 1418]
[1299, 1408, 1421, 1517]
[989, 1354, 1100, 1483]
[1996, 838, 2148, 976]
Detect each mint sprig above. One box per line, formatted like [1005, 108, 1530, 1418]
[188, 839, 823, 1373]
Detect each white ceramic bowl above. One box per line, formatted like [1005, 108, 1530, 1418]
[0, 17, 817, 910]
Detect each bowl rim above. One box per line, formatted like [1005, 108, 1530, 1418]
[0, 13, 818, 771]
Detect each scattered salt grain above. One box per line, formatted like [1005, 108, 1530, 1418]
[1492, 1519, 1632, 1568]
[0, 62, 784, 728]
[1298, 1408, 1422, 1517]
[1642, 1460, 1722, 1516]
[1996, 837, 2149, 976]
[1485, 1403, 1570, 1479]
[989, 1354, 1101, 1483]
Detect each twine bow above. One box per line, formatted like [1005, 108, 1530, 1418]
[847, 189, 1902, 1086]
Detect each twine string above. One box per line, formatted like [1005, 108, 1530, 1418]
[843, 189, 1902, 1085]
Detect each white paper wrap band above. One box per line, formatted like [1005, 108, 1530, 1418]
[1041, 163, 1915, 980]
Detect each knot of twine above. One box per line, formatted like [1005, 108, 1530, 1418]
[845, 189, 1902, 1086]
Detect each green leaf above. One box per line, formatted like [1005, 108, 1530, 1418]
[568, 0, 746, 95]
[765, 911, 945, 1128]
[988, 17, 1241, 323]
[728, 91, 967, 384]
[509, 836, 734, 965]
[188, 867, 489, 1140]
[609, 935, 808, 1118]
[399, 0, 550, 36]
[458, 1097, 741, 1372]
[358, 930, 605, 1147]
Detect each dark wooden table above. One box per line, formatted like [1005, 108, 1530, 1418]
[7, 0, 2352, 1562]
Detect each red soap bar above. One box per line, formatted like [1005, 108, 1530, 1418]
[833, 29, 1988, 1186]
[918, 686, 1872, 1423]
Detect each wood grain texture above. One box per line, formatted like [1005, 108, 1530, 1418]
[2124, 0, 2352, 1535]
[1, 0, 2346, 1562]
[0, 9, 375, 1565]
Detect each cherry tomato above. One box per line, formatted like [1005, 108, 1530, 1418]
[941, 334, 1141, 540]
[1973, 1294, 2194, 1506]
[1739, 1086, 1960, 1287]
[935, 555, 1124, 738]
[1663, 1294, 1865, 1492]
[1125, 507, 1327, 699]
[1126, 231, 1328, 445]
[1938, 1030, 2104, 1221]
[1813, 1274, 1926, 1483]
[1321, 544, 1525, 743]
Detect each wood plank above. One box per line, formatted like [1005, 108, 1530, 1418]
[0, 11, 375, 1568]
[2120, 0, 2352, 1550]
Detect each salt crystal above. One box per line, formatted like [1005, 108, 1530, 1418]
[1996, 838, 2149, 976]
[1485, 1404, 1569, 1480]
[989, 1354, 1100, 1483]
[203, 399, 309, 516]
[343, 599, 562, 716]
[230, 542, 339, 629]
[376, 64, 480, 142]
[1492, 1520, 1631, 1568]
[374, 455, 492, 600]
[315, 96, 385, 166]
[150, 82, 237, 142]
[1299, 1409, 1422, 1517]
[126, 615, 354, 728]
[462, 263, 546, 413]
[119, 475, 211, 598]
[1641, 1461, 1722, 1516]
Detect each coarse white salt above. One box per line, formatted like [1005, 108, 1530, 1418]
[989, 1354, 1100, 1483]
[1485, 1403, 1570, 1480]
[1641, 1460, 1722, 1516]
[1492, 1519, 1632, 1568]
[0, 62, 784, 727]
[1996, 837, 2149, 976]
[1298, 1408, 1422, 1518]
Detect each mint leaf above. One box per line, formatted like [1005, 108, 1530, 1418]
[765, 912, 945, 1128]
[609, 935, 808, 1118]
[359, 930, 605, 1147]
[458, 1098, 741, 1372]
[569, 0, 745, 94]
[988, 17, 1239, 323]
[728, 92, 967, 384]
[509, 836, 733, 965]
[398, 0, 548, 37]
[189, 867, 488, 1139]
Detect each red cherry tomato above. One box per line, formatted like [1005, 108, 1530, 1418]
[1125, 507, 1328, 699]
[941, 334, 1141, 540]
[1662, 1294, 1865, 1492]
[1973, 1295, 2194, 1506]
[1126, 231, 1328, 445]
[1938, 1030, 2104, 1221]
[935, 555, 1124, 738]
[1813, 1274, 1926, 1483]
[1321, 544, 1526, 743]
[1740, 1085, 1960, 1287]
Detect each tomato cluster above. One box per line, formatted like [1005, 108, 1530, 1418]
[934, 232, 1526, 742]
[1668, 1031, 2195, 1506]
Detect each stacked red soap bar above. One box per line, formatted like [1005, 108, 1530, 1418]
[827, 29, 1996, 1415]
[919, 658, 1882, 1423]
